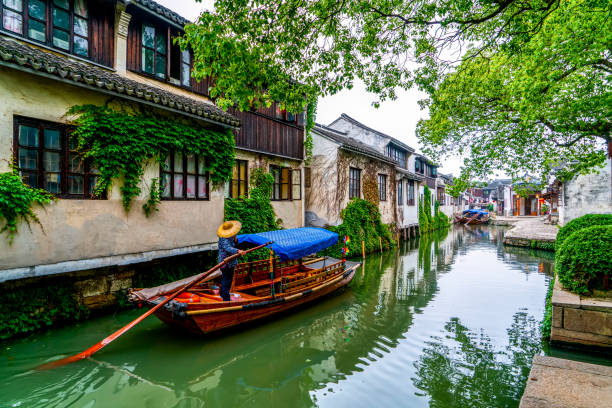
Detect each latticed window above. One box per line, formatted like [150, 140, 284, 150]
[349, 167, 361, 199]
[13, 116, 99, 197]
[1, 0, 89, 56]
[397, 179, 403, 205]
[407, 180, 415, 206]
[142, 23, 166, 79]
[378, 174, 387, 201]
[270, 165, 290, 200]
[226, 159, 248, 199]
[161, 152, 208, 200]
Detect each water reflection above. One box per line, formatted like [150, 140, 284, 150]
[1, 226, 557, 408]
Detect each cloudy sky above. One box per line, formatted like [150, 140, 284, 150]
[155, 0, 463, 176]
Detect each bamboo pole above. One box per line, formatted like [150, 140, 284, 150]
[379, 237, 383, 253]
[396, 232, 400, 249]
[362, 240, 365, 258]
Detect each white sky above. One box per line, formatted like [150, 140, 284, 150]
[155, 0, 463, 176]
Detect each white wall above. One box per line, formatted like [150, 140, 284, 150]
[559, 159, 612, 225]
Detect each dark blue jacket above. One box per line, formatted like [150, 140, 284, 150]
[218, 237, 239, 268]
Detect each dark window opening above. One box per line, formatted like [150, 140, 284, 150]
[1, 0, 89, 57]
[378, 174, 387, 201]
[397, 180, 403, 205]
[13, 116, 99, 198]
[270, 165, 290, 200]
[349, 167, 361, 199]
[142, 23, 166, 79]
[407, 180, 415, 206]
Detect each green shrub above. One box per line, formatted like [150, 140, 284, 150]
[555, 214, 612, 251]
[556, 225, 612, 295]
[324, 198, 394, 257]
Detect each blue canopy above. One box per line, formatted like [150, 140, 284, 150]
[237, 228, 339, 261]
[463, 209, 488, 215]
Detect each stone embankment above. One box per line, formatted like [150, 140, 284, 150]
[520, 355, 612, 408]
[551, 280, 612, 348]
[502, 217, 558, 250]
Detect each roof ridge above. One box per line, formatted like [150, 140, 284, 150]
[332, 113, 415, 152]
[125, 0, 191, 26]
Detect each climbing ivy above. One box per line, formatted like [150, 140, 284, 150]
[0, 168, 54, 244]
[68, 104, 235, 212]
[304, 98, 317, 164]
[142, 178, 163, 217]
[324, 198, 394, 258]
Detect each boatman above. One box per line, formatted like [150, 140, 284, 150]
[217, 221, 245, 301]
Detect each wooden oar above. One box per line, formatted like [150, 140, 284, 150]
[36, 242, 272, 370]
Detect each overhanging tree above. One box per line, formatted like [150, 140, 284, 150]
[182, 0, 610, 179]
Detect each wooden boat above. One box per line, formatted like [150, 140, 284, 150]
[130, 228, 360, 335]
[454, 209, 490, 225]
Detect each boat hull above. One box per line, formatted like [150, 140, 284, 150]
[151, 263, 358, 335]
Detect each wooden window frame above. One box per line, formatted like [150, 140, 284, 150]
[378, 174, 387, 201]
[349, 167, 361, 199]
[304, 166, 311, 188]
[141, 22, 166, 80]
[270, 165, 291, 201]
[160, 152, 209, 200]
[13, 116, 99, 199]
[397, 179, 403, 205]
[407, 179, 415, 206]
[227, 159, 248, 199]
[291, 168, 301, 200]
[1, 0, 90, 57]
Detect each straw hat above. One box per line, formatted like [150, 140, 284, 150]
[217, 220, 242, 238]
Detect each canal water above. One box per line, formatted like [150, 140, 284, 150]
[0, 226, 589, 408]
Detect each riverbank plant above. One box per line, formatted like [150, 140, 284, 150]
[68, 104, 235, 212]
[324, 198, 394, 258]
[0, 168, 54, 243]
[419, 186, 450, 233]
[555, 214, 612, 251]
[541, 274, 555, 340]
[556, 225, 612, 295]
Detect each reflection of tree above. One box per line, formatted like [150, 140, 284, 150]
[412, 312, 541, 408]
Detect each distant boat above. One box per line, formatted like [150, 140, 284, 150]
[454, 209, 490, 225]
[130, 228, 360, 335]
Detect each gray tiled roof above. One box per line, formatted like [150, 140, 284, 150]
[126, 0, 191, 26]
[0, 36, 240, 127]
[331, 113, 415, 153]
[314, 124, 398, 166]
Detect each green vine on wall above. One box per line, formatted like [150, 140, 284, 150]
[304, 98, 317, 165]
[0, 168, 55, 244]
[142, 178, 163, 217]
[419, 186, 449, 233]
[68, 104, 235, 212]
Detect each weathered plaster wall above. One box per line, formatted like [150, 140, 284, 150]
[0, 68, 304, 274]
[328, 118, 389, 154]
[396, 177, 419, 227]
[305, 132, 340, 226]
[559, 159, 612, 225]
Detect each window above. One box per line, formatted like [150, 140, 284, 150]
[142, 23, 166, 79]
[2, 0, 88, 56]
[407, 180, 415, 206]
[227, 159, 248, 199]
[13, 117, 99, 197]
[397, 180, 403, 205]
[378, 174, 387, 201]
[349, 167, 361, 199]
[437, 187, 445, 203]
[304, 166, 311, 188]
[292, 168, 301, 200]
[270, 165, 290, 200]
[386, 145, 407, 168]
[161, 152, 208, 200]
[415, 159, 422, 174]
